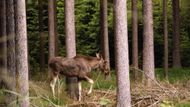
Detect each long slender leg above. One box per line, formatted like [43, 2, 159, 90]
[57, 77, 61, 94]
[78, 81, 82, 101]
[84, 76, 94, 95]
[50, 75, 58, 97]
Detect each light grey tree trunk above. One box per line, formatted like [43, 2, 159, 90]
[142, 0, 156, 87]
[143, 0, 155, 86]
[113, 0, 131, 106]
[65, 0, 78, 100]
[15, 0, 29, 106]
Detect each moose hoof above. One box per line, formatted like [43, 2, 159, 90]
[87, 91, 92, 95]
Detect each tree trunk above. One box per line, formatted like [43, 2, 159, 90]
[100, 0, 110, 71]
[132, 0, 139, 81]
[15, 0, 29, 106]
[38, 0, 45, 72]
[163, 0, 168, 80]
[48, 0, 57, 58]
[0, 0, 7, 71]
[113, 0, 131, 106]
[6, 0, 16, 106]
[54, 1, 58, 56]
[0, 1, 8, 106]
[172, 0, 181, 68]
[6, 0, 16, 83]
[65, 0, 78, 100]
[142, 0, 156, 87]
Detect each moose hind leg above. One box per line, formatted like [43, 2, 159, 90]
[78, 81, 82, 101]
[85, 76, 94, 95]
[50, 75, 58, 97]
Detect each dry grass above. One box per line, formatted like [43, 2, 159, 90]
[131, 81, 190, 107]
[27, 77, 190, 107]
[1, 69, 190, 107]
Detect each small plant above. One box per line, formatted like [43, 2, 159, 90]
[99, 97, 112, 106]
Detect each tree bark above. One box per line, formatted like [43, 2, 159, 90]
[142, 0, 156, 87]
[6, 0, 16, 106]
[163, 0, 168, 80]
[65, 0, 78, 100]
[6, 0, 16, 83]
[172, 0, 181, 68]
[100, 0, 110, 71]
[48, 0, 57, 58]
[0, 1, 8, 106]
[113, 0, 131, 106]
[0, 0, 7, 70]
[38, 0, 45, 72]
[15, 0, 29, 106]
[54, 1, 58, 56]
[132, 0, 139, 81]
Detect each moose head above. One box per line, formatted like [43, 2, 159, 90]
[96, 53, 110, 79]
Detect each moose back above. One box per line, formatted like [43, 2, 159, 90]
[48, 53, 109, 101]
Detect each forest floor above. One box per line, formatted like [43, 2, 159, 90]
[1, 68, 190, 107]
[28, 68, 190, 107]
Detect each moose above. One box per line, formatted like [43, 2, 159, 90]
[48, 53, 109, 101]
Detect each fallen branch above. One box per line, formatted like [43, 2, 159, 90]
[130, 67, 178, 97]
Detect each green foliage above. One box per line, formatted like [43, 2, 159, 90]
[27, 0, 41, 70]
[94, 73, 116, 90]
[175, 102, 190, 107]
[160, 100, 190, 107]
[180, 0, 190, 67]
[156, 68, 190, 83]
[81, 70, 116, 90]
[57, 0, 66, 56]
[26, 0, 190, 72]
[160, 100, 174, 107]
[0, 89, 5, 105]
[99, 97, 112, 106]
[75, 0, 101, 55]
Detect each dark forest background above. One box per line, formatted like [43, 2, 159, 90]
[27, 0, 190, 72]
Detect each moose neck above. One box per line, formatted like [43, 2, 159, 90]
[74, 54, 101, 70]
[88, 59, 100, 69]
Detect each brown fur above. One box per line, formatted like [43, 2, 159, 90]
[48, 54, 109, 100]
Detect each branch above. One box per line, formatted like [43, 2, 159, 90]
[130, 67, 178, 97]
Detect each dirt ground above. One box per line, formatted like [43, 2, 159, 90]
[65, 81, 190, 107]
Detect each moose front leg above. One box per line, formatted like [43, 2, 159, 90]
[84, 76, 94, 95]
[50, 75, 58, 97]
[78, 81, 82, 101]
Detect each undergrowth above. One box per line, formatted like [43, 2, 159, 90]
[0, 68, 190, 106]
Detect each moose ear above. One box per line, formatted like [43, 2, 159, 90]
[96, 53, 100, 59]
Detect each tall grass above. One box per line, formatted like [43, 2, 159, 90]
[1, 68, 190, 106]
[156, 68, 190, 83]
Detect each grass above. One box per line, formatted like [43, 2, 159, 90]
[83, 71, 116, 90]
[175, 102, 190, 107]
[156, 68, 190, 83]
[28, 70, 117, 106]
[0, 68, 190, 106]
